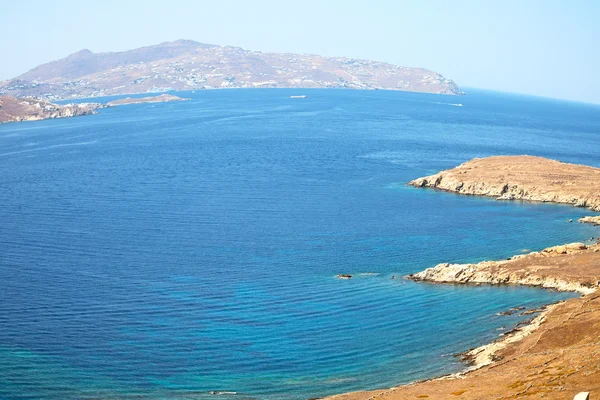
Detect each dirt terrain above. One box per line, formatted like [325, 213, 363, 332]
[409, 242, 600, 295]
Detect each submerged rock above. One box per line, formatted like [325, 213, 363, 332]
[496, 306, 526, 316]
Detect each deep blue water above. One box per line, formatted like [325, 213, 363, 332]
[0, 89, 599, 400]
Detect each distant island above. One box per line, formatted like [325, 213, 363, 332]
[0, 94, 187, 124]
[0, 39, 463, 101]
[106, 94, 189, 106]
[0, 95, 102, 124]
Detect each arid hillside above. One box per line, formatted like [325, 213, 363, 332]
[0, 40, 463, 100]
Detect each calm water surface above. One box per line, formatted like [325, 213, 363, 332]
[0, 89, 599, 399]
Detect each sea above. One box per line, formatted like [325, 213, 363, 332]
[1, 88, 599, 400]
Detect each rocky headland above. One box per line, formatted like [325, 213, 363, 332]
[325, 156, 600, 400]
[0, 95, 103, 124]
[408, 155, 600, 212]
[408, 242, 600, 295]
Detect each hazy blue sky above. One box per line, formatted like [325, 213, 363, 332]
[2, 0, 599, 103]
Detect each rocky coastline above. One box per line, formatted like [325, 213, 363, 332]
[324, 156, 600, 400]
[0, 93, 188, 124]
[0, 95, 103, 124]
[407, 242, 600, 295]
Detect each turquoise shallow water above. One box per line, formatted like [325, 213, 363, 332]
[0, 89, 599, 400]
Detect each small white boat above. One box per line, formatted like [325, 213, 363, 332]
[290, 95, 307, 99]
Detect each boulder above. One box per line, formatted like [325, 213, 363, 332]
[566, 242, 587, 251]
[543, 245, 567, 254]
[542, 243, 586, 254]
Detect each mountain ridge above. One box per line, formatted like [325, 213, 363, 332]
[16, 40, 217, 82]
[2, 40, 463, 100]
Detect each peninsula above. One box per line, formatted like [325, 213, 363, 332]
[326, 156, 600, 400]
[0, 40, 463, 101]
[408, 155, 600, 212]
[0, 95, 102, 124]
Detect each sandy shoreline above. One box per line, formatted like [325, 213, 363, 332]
[322, 156, 600, 400]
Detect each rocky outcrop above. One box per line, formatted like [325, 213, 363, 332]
[459, 303, 558, 369]
[0, 93, 191, 124]
[324, 241, 600, 399]
[407, 262, 591, 293]
[407, 242, 599, 294]
[541, 242, 588, 254]
[579, 216, 600, 225]
[324, 292, 600, 400]
[408, 156, 600, 212]
[0, 95, 103, 124]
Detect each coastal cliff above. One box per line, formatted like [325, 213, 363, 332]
[408, 156, 600, 212]
[0, 95, 102, 124]
[325, 156, 600, 400]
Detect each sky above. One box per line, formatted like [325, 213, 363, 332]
[1, 0, 599, 103]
